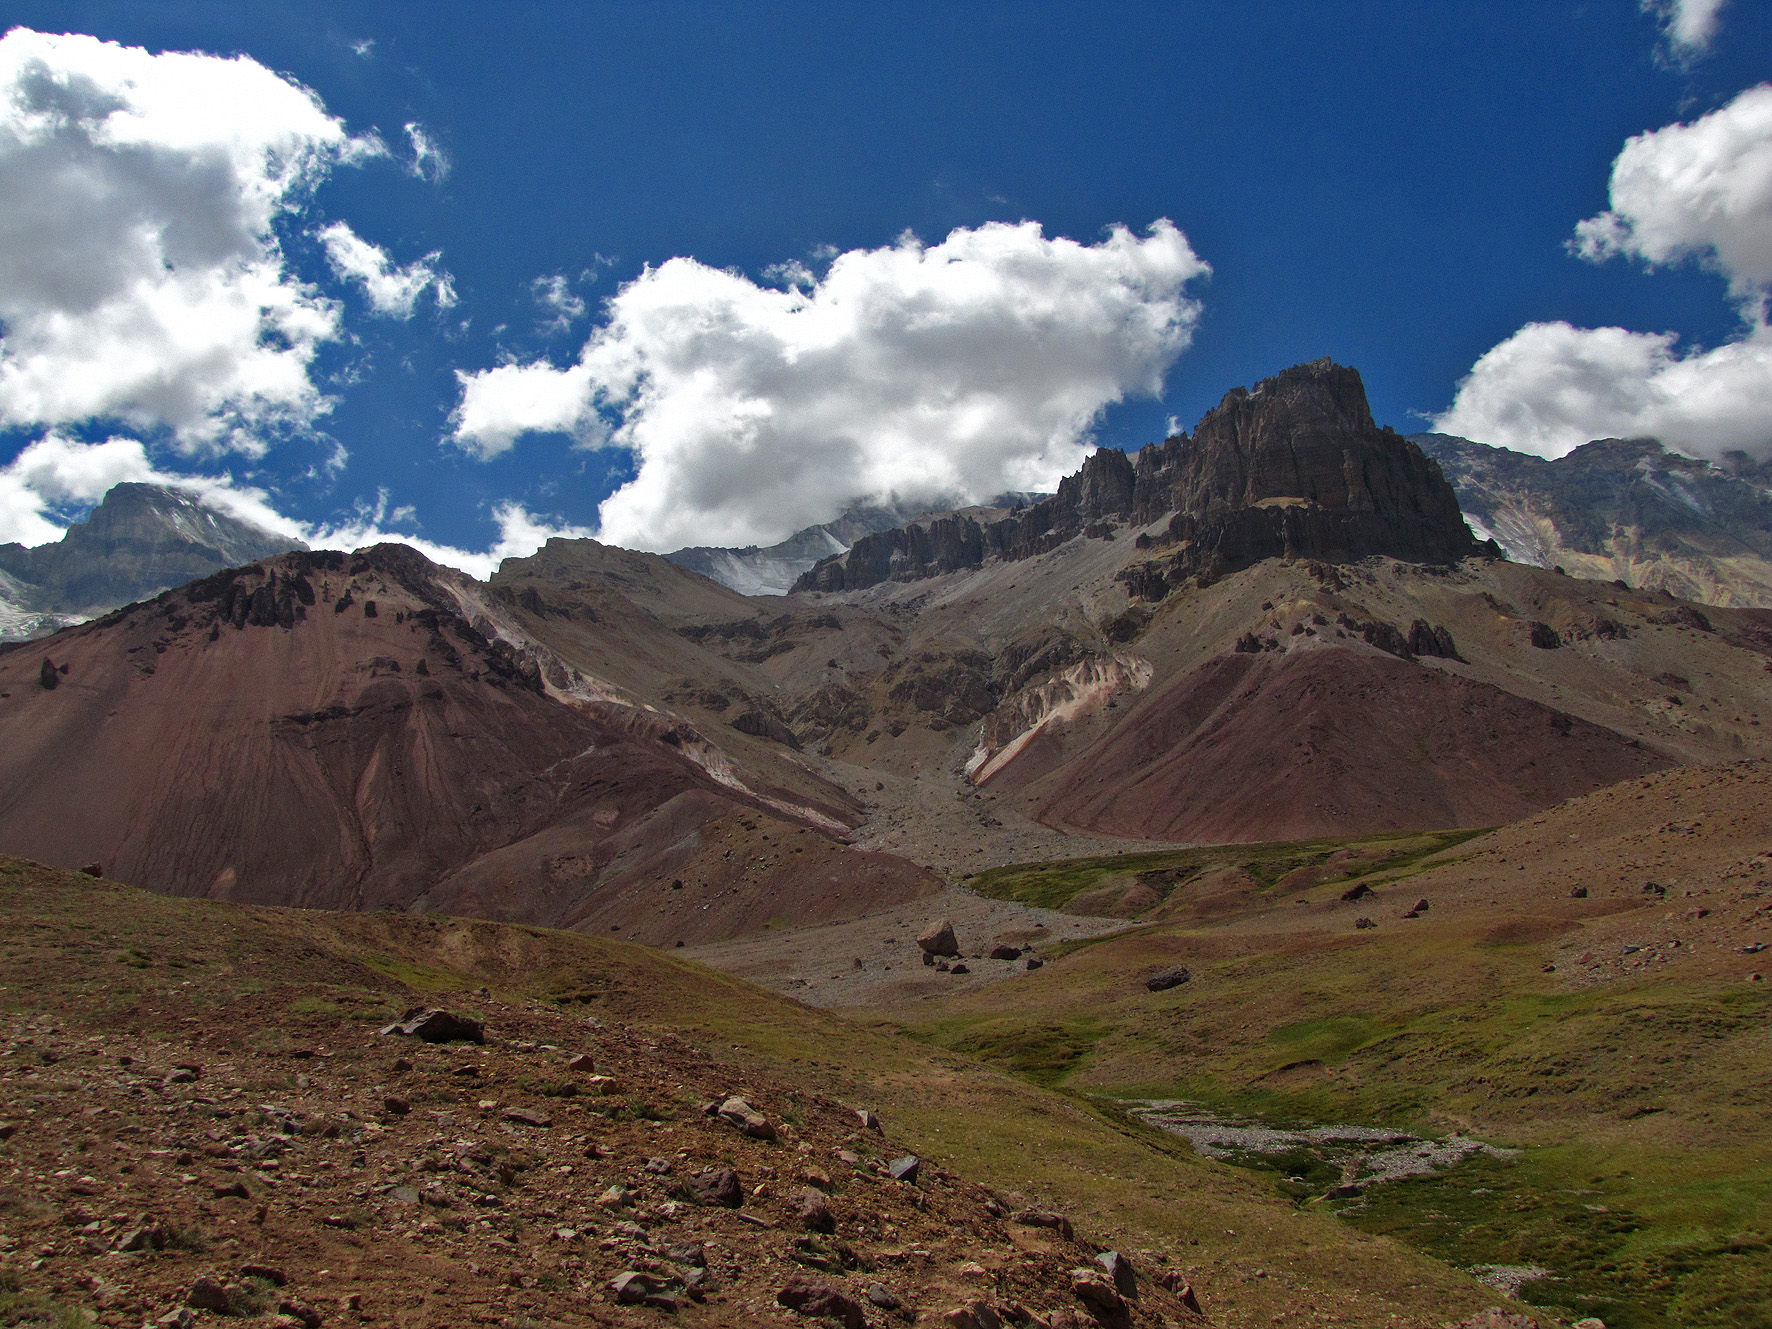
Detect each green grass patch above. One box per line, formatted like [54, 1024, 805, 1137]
[943, 1016, 1109, 1087]
[965, 827, 1490, 913]
[1342, 1146, 1772, 1329]
[1269, 1014, 1389, 1063]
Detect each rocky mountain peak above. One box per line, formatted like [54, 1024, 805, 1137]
[0, 483, 305, 635]
[794, 359, 1486, 594]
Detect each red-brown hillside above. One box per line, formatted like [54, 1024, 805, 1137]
[0, 546, 935, 940]
[1035, 645, 1672, 842]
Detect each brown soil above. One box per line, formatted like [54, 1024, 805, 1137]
[1033, 646, 1671, 842]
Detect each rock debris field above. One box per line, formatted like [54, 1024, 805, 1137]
[0, 989, 1207, 1329]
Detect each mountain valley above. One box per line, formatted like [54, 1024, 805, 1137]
[2, 359, 1770, 1329]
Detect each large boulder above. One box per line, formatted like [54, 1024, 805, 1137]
[378, 1009, 485, 1044]
[917, 918, 960, 957]
[1146, 966, 1191, 992]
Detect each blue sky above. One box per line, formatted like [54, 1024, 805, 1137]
[1, 2, 1769, 572]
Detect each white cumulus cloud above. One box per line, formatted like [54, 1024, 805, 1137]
[0, 27, 380, 451]
[452, 219, 1208, 551]
[1643, 0, 1730, 55]
[1436, 84, 1772, 462]
[320, 221, 455, 318]
[1571, 83, 1772, 311]
[1432, 320, 1772, 459]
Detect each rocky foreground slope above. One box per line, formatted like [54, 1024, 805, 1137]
[0, 857, 1508, 1328]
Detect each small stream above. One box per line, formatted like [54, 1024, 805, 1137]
[1124, 1098, 1515, 1195]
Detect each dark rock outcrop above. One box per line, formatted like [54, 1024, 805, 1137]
[793, 360, 1487, 593]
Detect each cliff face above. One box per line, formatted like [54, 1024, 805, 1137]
[0, 483, 305, 630]
[1415, 432, 1772, 609]
[794, 359, 1483, 594]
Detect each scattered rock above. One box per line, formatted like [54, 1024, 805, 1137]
[1025, 957, 1044, 970]
[381, 1096, 410, 1115]
[1146, 966, 1191, 992]
[566, 1053, 596, 1072]
[1446, 1311, 1541, 1329]
[595, 1185, 635, 1209]
[1341, 883, 1375, 901]
[186, 1279, 232, 1314]
[80, 863, 103, 878]
[944, 1302, 1003, 1329]
[689, 1167, 744, 1207]
[776, 1277, 866, 1329]
[611, 1270, 677, 1308]
[1069, 1266, 1127, 1316]
[865, 1283, 901, 1310]
[1323, 1182, 1363, 1200]
[1411, 898, 1429, 911]
[277, 1300, 322, 1328]
[888, 1155, 921, 1184]
[855, 1108, 882, 1132]
[1570, 886, 1589, 898]
[1355, 917, 1377, 930]
[378, 1009, 485, 1044]
[1011, 1209, 1075, 1240]
[665, 1242, 707, 1267]
[117, 1225, 169, 1252]
[717, 1095, 778, 1140]
[795, 1186, 835, 1233]
[38, 658, 59, 691]
[951, 962, 971, 974]
[1096, 1249, 1137, 1298]
[988, 944, 1022, 961]
[917, 918, 960, 958]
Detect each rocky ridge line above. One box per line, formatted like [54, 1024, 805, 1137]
[793, 359, 1489, 594]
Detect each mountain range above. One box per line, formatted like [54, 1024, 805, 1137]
[1415, 432, 1772, 608]
[0, 482, 304, 640]
[5, 357, 1769, 927]
[4, 357, 1771, 1327]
